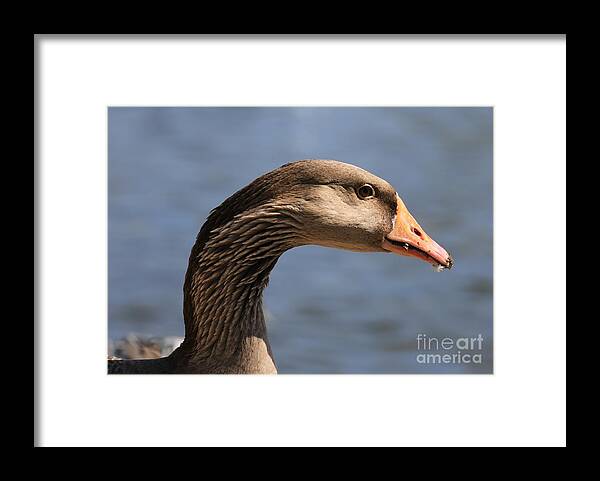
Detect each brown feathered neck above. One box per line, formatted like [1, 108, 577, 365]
[176, 162, 319, 370]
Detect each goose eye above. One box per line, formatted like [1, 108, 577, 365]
[357, 184, 376, 199]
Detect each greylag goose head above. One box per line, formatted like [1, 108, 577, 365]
[194, 159, 453, 269]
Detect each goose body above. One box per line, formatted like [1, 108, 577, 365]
[108, 160, 453, 374]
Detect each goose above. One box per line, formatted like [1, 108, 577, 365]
[108, 159, 453, 374]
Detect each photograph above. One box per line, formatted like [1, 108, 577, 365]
[107, 107, 493, 374]
[35, 35, 565, 447]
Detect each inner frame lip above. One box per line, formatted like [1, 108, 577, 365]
[384, 236, 452, 269]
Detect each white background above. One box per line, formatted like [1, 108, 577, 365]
[36, 35, 566, 447]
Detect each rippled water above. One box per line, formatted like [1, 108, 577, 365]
[108, 107, 493, 373]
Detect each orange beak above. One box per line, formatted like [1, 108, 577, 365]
[382, 194, 454, 270]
